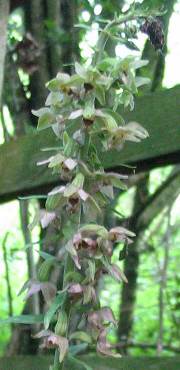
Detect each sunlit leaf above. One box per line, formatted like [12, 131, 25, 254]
[37, 111, 55, 130]
[44, 291, 67, 329]
[0, 315, 44, 325]
[70, 331, 92, 344]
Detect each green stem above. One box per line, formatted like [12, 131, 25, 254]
[92, 8, 163, 66]
[52, 208, 81, 370]
[68, 354, 92, 370]
[53, 349, 62, 370]
[81, 131, 90, 161]
[92, 12, 134, 66]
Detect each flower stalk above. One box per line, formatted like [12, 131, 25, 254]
[22, 5, 164, 369]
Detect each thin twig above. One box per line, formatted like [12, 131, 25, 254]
[19, 200, 40, 322]
[157, 206, 172, 354]
[2, 232, 13, 319]
[1, 106, 11, 142]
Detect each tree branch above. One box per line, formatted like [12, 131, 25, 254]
[114, 341, 180, 354]
[136, 166, 180, 232]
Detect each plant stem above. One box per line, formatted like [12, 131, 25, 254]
[92, 8, 163, 66]
[2, 233, 13, 319]
[92, 12, 134, 66]
[53, 349, 62, 370]
[81, 131, 90, 161]
[52, 209, 81, 370]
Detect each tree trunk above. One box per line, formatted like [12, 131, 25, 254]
[118, 175, 149, 347]
[6, 0, 78, 355]
[60, 0, 79, 73]
[0, 0, 9, 107]
[4, 55, 31, 136]
[24, 0, 50, 123]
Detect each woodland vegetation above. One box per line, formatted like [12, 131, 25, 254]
[0, 0, 180, 369]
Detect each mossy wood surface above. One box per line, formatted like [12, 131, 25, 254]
[0, 86, 179, 203]
[1, 355, 180, 370]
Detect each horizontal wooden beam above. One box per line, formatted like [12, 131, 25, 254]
[0, 86, 180, 203]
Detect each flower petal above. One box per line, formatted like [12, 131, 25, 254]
[40, 210, 56, 228]
[68, 283, 83, 294]
[97, 329, 121, 358]
[69, 109, 83, 120]
[64, 158, 77, 170]
[48, 186, 65, 196]
[78, 189, 89, 201]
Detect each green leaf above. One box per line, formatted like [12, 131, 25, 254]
[0, 314, 44, 325]
[83, 99, 95, 120]
[63, 131, 69, 146]
[95, 85, 105, 105]
[72, 173, 84, 189]
[70, 331, 92, 344]
[37, 111, 55, 131]
[46, 193, 65, 211]
[38, 251, 56, 261]
[135, 76, 150, 88]
[64, 74, 84, 87]
[48, 152, 65, 168]
[111, 177, 127, 190]
[101, 257, 128, 283]
[103, 113, 118, 130]
[18, 195, 47, 200]
[69, 355, 92, 370]
[101, 185, 114, 199]
[45, 92, 63, 106]
[64, 271, 82, 284]
[38, 258, 55, 282]
[103, 109, 125, 125]
[75, 62, 86, 79]
[69, 343, 88, 356]
[132, 59, 149, 69]
[74, 23, 92, 31]
[44, 291, 67, 329]
[87, 260, 95, 282]
[121, 90, 134, 111]
[64, 133, 76, 157]
[63, 183, 78, 198]
[80, 224, 108, 238]
[88, 194, 102, 214]
[32, 107, 50, 117]
[120, 39, 140, 51]
[46, 78, 63, 92]
[97, 57, 115, 71]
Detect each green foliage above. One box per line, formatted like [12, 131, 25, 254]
[23, 4, 160, 369]
[44, 292, 67, 330]
[1, 355, 180, 370]
[1, 0, 178, 367]
[0, 314, 44, 325]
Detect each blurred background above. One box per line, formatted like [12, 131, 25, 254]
[0, 0, 180, 361]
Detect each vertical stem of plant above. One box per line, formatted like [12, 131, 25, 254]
[19, 200, 40, 321]
[52, 208, 81, 369]
[2, 233, 13, 319]
[81, 131, 90, 161]
[38, 6, 161, 368]
[92, 12, 138, 66]
[157, 207, 171, 355]
[53, 348, 62, 370]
